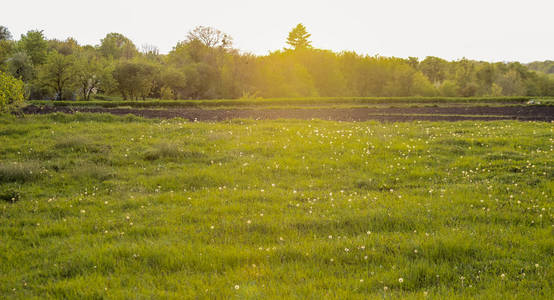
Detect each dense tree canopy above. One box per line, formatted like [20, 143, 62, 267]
[0, 24, 552, 101]
[527, 60, 554, 74]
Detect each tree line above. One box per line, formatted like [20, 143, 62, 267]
[1, 23, 553, 101]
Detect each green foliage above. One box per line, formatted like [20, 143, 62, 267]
[0, 25, 12, 41]
[0, 39, 15, 72]
[0, 70, 25, 110]
[37, 52, 75, 100]
[419, 56, 448, 83]
[113, 59, 158, 100]
[527, 60, 554, 74]
[1, 26, 554, 101]
[439, 80, 460, 97]
[286, 23, 312, 49]
[99, 33, 138, 60]
[160, 67, 187, 99]
[18, 30, 48, 65]
[6, 51, 34, 81]
[48, 37, 80, 56]
[73, 52, 113, 100]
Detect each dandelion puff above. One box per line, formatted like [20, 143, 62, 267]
[234, 285, 239, 290]
[398, 278, 404, 283]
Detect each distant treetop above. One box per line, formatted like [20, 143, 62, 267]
[286, 23, 312, 50]
[0, 26, 11, 41]
[186, 26, 233, 48]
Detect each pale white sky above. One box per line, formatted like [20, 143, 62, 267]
[1, 0, 552, 62]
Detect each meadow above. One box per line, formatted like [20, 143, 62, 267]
[0, 112, 552, 299]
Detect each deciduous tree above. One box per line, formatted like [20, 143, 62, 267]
[19, 30, 48, 65]
[38, 52, 75, 100]
[99, 33, 138, 60]
[186, 26, 232, 48]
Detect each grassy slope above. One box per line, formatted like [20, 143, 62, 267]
[0, 113, 552, 299]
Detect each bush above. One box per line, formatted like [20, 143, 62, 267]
[0, 71, 25, 111]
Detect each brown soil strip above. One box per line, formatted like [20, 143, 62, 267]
[21, 105, 554, 122]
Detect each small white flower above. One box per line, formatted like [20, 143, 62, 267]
[234, 285, 239, 290]
[398, 278, 404, 283]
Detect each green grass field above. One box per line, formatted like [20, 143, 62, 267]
[0, 113, 552, 299]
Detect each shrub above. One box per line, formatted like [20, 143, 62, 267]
[0, 71, 25, 111]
